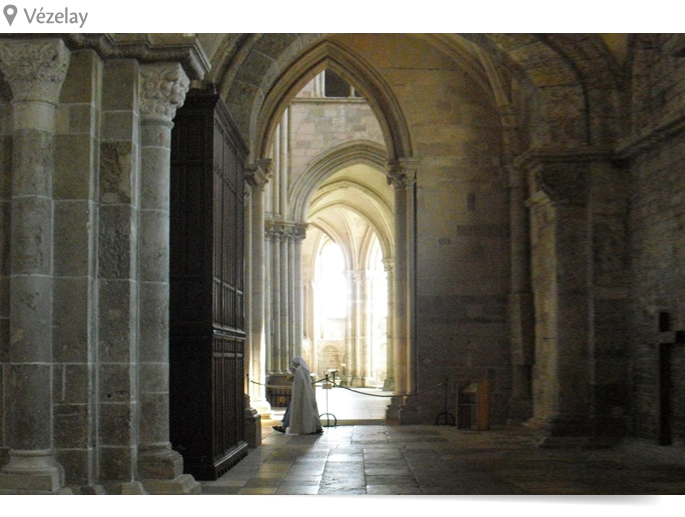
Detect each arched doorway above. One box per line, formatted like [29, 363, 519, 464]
[254, 67, 400, 417]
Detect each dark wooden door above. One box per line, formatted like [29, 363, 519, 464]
[169, 88, 248, 480]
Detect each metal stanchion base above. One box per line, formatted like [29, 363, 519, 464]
[319, 413, 337, 428]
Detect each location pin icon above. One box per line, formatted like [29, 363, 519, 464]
[4, 4, 17, 26]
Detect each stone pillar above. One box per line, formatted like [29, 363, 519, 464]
[280, 224, 290, 370]
[97, 57, 142, 494]
[0, 73, 10, 478]
[522, 152, 594, 444]
[52, 48, 102, 489]
[385, 159, 419, 423]
[270, 224, 283, 373]
[293, 228, 306, 359]
[0, 37, 69, 493]
[507, 165, 535, 422]
[245, 160, 272, 414]
[386, 159, 418, 395]
[135, 62, 198, 494]
[382, 259, 395, 391]
[347, 270, 368, 387]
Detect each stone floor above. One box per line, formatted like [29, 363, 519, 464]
[201, 424, 685, 497]
[199, 387, 685, 498]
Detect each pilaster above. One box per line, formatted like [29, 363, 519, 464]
[507, 165, 534, 422]
[518, 149, 596, 443]
[385, 158, 420, 424]
[245, 159, 272, 414]
[0, 37, 69, 494]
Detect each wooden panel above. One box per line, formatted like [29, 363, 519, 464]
[170, 89, 249, 480]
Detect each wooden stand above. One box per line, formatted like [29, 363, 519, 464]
[457, 380, 490, 431]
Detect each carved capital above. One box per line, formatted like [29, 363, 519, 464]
[265, 220, 308, 241]
[386, 158, 420, 189]
[534, 164, 587, 206]
[0, 38, 70, 104]
[513, 148, 608, 206]
[246, 159, 273, 189]
[139, 63, 190, 122]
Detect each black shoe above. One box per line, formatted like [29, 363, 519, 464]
[272, 425, 285, 433]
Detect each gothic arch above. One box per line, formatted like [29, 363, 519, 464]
[290, 139, 389, 220]
[254, 40, 413, 163]
[309, 196, 393, 264]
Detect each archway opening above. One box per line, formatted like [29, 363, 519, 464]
[260, 66, 395, 419]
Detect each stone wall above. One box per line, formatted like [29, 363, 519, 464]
[627, 34, 685, 444]
[0, 93, 10, 470]
[334, 34, 511, 423]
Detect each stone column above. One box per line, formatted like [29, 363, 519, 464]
[507, 165, 535, 422]
[0, 38, 69, 493]
[348, 270, 368, 387]
[293, 226, 306, 359]
[270, 224, 283, 373]
[288, 223, 307, 360]
[135, 62, 198, 494]
[280, 224, 290, 370]
[245, 160, 272, 413]
[386, 159, 418, 395]
[385, 159, 418, 423]
[382, 259, 395, 391]
[523, 152, 594, 444]
[264, 233, 273, 374]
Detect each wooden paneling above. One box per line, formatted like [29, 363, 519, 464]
[169, 89, 248, 480]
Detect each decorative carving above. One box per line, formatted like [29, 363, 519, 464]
[265, 220, 308, 241]
[534, 164, 587, 206]
[0, 38, 70, 103]
[139, 63, 190, 122]
[386, 158, 419, 189]
[245, 159, 273, 189]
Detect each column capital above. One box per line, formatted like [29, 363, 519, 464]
[382, 258, 395, 275]
[386, 157, 421, 189]
[246, 159, 273, 189]
[265, 220, 308, 241]
[514, 147, 612, 206]
[346, 270, 369, 283]
[139, 62, 190, 123]
[0, 38, 70, 104]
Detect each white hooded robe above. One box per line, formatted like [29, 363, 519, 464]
[288, 357, 322, 434]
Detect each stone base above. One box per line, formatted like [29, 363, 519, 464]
[138, 446, 184, 480]
[76, 484, 107, 495]
[142, 474, 201, 495]
[382, 378, 395, 392]
[397, 396, 426, 424]
[507, 395, 533, 423]
[137, 444, 201, 494]
[385, 396, 405, 425]
[0, 449, 65, 493]
[120, 482, 148, 495]
[251, 398, 273, 418]
[244, 407, 262, 448]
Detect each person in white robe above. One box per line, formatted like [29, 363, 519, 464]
[273, 356, 323, 434]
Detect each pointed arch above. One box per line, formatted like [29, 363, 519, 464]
[290, 139, 389, 223]
[254, 40, 413, 163]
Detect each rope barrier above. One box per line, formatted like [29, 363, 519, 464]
[248, 377, 447, 399]
[249, 374, 457, 427]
